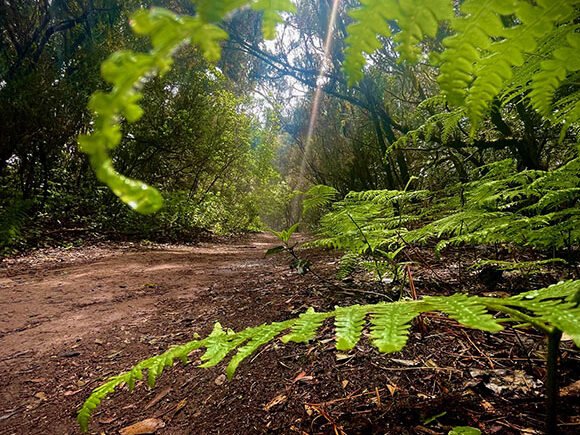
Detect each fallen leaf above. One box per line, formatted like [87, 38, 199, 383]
[341, 380, 349, 389]
[214, 374, 226, 386]
[386, 384, 397, 396]
[145, 387, 172, 409]
[561, 380, 580, 397]
[64, 389, 83, 396]
[97, 416, 117, 424]
[391, 358, 417, 367]
[335, 353, 351, 361]
[34, 392, 47, 401]
[263, 394, 287, 411]
[304, 404, 315, 416]
[293, 371, 314, 383]
[480, 399, 495, 413]
[25, 378, 46, 384]
[119, 418, 165, 435]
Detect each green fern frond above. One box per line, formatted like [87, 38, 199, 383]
[79, 281, 580, 431]
[369, 302, 423, 352]
[81, 0, 297, 214]
[302, 184, 339, 215]
[79, 8, 228, 214]
[438, 0, 516, 106]
[344, 0, 452, 84]
[511, 280, 580, 304]
[77, 337, 204, 431]
[336, 252, 360, 280]
[391, 0, 453, 63]
[511, 297, 580, 346]
[464, 0, 577, 130]
[199, 323, 246, 368]
[252, 0, 296, 39]
[530, 28, 580, 120]
[281, 308, 331, 344]
[472, 258, 567, 273]
[334, 305, 369, 351]
[226, 320, 294, 378]
[424, 294, 503, 332]
[343, 1, 393, 85]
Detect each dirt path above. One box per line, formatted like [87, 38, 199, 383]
[0, 235, 275, 359]
[1, 234, 307, 434]
[0, 235, 578, 435]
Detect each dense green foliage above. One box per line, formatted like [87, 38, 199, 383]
[1, 0, 579, 432]
[0, 1, 290, 249]
[70, 1, 580, 432]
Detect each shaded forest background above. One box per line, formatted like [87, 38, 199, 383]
[0, 0, 578, 253]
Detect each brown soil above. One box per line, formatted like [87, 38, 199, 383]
[0, 234, 578, 435]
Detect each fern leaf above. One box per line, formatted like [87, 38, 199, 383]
[302, 184, 339, 215]
[252, 0, 296, 40]
[438, 0, 516, 106]
[344, 1, 393, 85]
[511, 280, 580, 304]
[392, 0, 453, 63]
[199, 323, 245, 368]
[77, 376, 125, 431]
[369, 302, 423, 353]
[226, 321, 293, 379]
[334, 305, 369, 351]
[77, 337, 204, 431]
[424, 294, 503, 332]
[281, 308, 331, 344]
[514, 297, 580, 346]
[530, 29, 580, 121]
[344, 0, 452, 84]
[464, 0, 576, 129]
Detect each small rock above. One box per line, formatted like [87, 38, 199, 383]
[214, 374, 226, 386]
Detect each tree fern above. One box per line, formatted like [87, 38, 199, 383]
[78, 280, 580, 432]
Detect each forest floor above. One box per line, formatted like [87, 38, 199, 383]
[0, 233, 579, 435]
